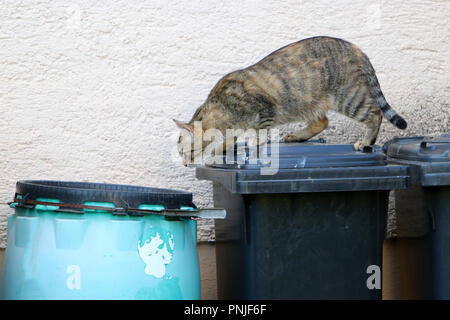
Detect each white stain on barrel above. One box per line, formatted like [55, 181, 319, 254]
[138, 233, 173, 278]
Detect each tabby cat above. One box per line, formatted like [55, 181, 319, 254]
[174, 36, 407, 166]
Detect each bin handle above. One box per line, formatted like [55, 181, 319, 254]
[420, 137, 450, 149]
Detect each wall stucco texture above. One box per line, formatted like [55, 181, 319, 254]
[0, 0, 449, 247]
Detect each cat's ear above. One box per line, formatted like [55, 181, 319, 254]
[173, 119, 194, 135]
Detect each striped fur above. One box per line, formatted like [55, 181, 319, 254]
[175, 36, 407, 163]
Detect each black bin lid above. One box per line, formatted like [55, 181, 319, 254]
[196, 141, 409, 194]
[14, 180, 195, 210]
[210, 140, 386, 169]
[383, 134, 450, 162]
[383, 134, 450, 186]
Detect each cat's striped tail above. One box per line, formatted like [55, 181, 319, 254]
[363, 57, 407, 129]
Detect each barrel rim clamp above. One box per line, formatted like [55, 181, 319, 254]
[10, 196, 226, 219]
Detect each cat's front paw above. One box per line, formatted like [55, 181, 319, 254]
[353, 140, 368, 151]
[283, 133, 301, 143]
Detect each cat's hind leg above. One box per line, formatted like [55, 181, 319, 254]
[353, 108, 382, 150]
[283, 117, 329, 143]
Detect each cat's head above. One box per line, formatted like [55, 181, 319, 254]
[173, 119, 204, 167]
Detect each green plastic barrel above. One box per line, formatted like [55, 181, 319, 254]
[0, 180, 201, 300]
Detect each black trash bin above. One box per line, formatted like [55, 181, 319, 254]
[196, 141, 409, 299]
[383, 134, 450, 299]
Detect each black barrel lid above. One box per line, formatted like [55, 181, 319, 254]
[15, 180, 195, 210]
[197, 140, 409, 193]
[383, 134, 450, 162]
[383, 134, 450, 186]
[208, 139, 386, 169]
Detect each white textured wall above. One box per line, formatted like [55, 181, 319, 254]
[0, 0, 449, 247]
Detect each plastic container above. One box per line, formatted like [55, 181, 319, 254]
[383, 134, 450, 299]
[196, 141, 409, 299]
[0, 180, 222, 300]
